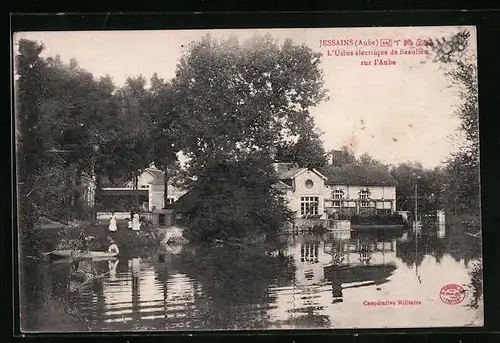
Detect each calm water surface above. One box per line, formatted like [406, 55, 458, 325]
[20, 226, 483, 332]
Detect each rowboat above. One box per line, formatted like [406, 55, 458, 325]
[465, 231, 481, 238]
[51, 256, 118, 264]
[48, 250, 118, 259]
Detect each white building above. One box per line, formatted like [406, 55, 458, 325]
[100, 167, 187, 212]
[273, 162, 397, 221]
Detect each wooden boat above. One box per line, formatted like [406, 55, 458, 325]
[48, 250, 118, 260]
[51, 256, 118, 264]
[465, 231, 481, 238]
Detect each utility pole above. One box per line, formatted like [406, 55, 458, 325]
[414, 182, 418, 230]
[90, 143, 98, 224]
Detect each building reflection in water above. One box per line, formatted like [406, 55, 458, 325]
[324, 234, 398, 303]
[20, 222, 482, 331]
[268, 233, 399, 328]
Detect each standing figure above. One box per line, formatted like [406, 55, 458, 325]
[108, 211, 117, 232]
[132, 213, 140, 231]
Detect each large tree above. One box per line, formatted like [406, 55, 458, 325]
[172, 34, 328, 173]
[389, 162, 446, 215]
[427, 30, 480, 218]
[276, 118, 328, 169]
[107, 76, 153, 210]
[16, 41, 106, 224]
[170, 34, 328, 238]
[15, 39, 48, 238]
[147, 73, 181, 208]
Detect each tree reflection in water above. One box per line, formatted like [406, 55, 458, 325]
[161, 237, 296, 330]
[19, 224, 483, 331]
[396, 224, 482, 269]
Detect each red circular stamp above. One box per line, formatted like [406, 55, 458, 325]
[440, 284, 466, 305]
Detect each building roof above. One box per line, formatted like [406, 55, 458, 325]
[144, 168, 164, 179]
[320, 164, 397, 186]
[277, 167, 307, 180]
[173, 188, 202, 213]
[149, 175, 165, 185]
[272, 180, 293, 190]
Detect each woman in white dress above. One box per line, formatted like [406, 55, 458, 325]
[108, 211, 118, 232]
[132, 213, 140, 231]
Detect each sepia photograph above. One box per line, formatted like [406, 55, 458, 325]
[13, 25, 482, 332]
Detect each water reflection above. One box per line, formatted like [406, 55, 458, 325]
[20, 224, 483, 332]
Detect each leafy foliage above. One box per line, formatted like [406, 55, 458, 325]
[180, 158, 293, 242]
[389, 162, 446, 214]
[468, 258, 483, 309]
[276, 119, 328, 169]
[170, 35, 327, 240]
[171, 34, 328, 173]
[427, 29, 480, 217]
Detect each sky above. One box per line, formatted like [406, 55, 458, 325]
[14, 26, 477, 169]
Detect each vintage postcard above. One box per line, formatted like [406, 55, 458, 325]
[13, 25, 482, 332]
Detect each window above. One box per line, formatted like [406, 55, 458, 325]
[332, 189, 344, 207]
[359, 189, 370, 200]
[305, 180, 314, 189]
[301, 196, 319, 215]
[333, 189, 344, 199]
[301, 243, 319, 263]
[359, 189, 370, 207]
[166, 198, 174, 204]
[140, 185, 149, 189]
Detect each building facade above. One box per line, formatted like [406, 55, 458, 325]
[100, 167, 187, 212]
[274, 162, 397, 220]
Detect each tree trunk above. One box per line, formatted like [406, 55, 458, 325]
[74, 167, 82, 220]
[163, 166, 169, 209]
[92, 173, 101, 224]
[133, 172, 139, 211]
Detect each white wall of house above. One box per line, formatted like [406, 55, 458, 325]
[284, 170, 328, 219]
[126, 171, 154, 189]
[323, 184, 396, 213]
[149, 183, 164, 210]
[149, 183, 188, 211]
[283, 171, 396, 218]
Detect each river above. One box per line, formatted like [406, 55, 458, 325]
[19, 225, 483, 332]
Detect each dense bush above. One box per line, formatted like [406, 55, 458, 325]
[468, 258, 483, 309]
[350, 214, 405, 225]
[310, 225, 328, 235]
[109, 227, 160, 247]
[180, 160, 293, 243]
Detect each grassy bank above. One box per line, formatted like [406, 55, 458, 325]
[22, 219, 161, 256]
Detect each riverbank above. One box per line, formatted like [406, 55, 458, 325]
[21, 219, 162, 257]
